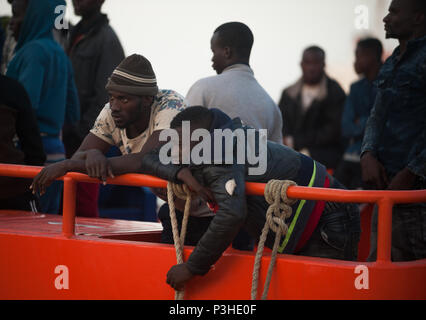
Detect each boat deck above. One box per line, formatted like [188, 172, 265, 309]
[0, 210, 163, 242]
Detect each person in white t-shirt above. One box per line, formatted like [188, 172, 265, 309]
[31, 54, 186, 194]
[278, 46, 346, 170]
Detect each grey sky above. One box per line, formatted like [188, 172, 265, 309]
[1, 0, 396, 101]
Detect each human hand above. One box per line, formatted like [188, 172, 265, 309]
[151, 187, 186, 211]
[151, 187, 168, 201]
[30, 161, 69, 196]
[166, 263, 194, 291]
[85, 149, 114, 184]
[387, 168, 416, 190]
[177, 168, 216, 204]
[361, 152, 389, 189]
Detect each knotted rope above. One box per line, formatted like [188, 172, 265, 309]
[251, 180, 297, 300]
[167, 182, 194, 300]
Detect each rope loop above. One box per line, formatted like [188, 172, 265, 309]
[251, 179, 297, 300]
[264, 180, 297, 234]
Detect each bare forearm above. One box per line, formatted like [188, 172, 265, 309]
[64, 158, 88, 174]
[70, 150, 88, 161]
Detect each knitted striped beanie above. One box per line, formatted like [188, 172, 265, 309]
[105, 54, 158, 96]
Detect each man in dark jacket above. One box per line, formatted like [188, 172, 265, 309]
[64, 0, 125, 156]
[334, 38, 383, 189]
[361, 0, 426, 261]
[63, 0, 125, 217]
[278, 46, 346, 170]
[0, 75, 45, 211]
[139, 107, 360, 290]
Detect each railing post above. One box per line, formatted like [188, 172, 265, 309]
[62, 176, 77, 238]
[376, 198, 393, 263]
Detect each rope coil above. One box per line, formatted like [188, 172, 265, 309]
[167, 182, 194, 300]
[251, 180, 297, 300]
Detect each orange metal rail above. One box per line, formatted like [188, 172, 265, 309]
[0, 163, 425, 265]
[1, 163, 426, 300]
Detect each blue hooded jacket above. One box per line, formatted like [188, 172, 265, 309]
[6, 0, 79, 136]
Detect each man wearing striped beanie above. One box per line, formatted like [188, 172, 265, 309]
[31, 54, 186, 202]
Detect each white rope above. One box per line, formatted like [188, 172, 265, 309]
[251, 180, 297, 300]
[167, 182, 193, 300]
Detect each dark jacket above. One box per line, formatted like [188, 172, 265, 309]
[0, 75, 45, 198]
[278, 75, 346, 169]
[140, 110, 342, 275]
[63, 13, 125, 157]
[341, 77, 378, 157]
[361, 36, 426, 180]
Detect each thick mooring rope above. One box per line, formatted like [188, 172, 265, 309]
[251, 180, 297, 300]
[167, 182, 193, 300]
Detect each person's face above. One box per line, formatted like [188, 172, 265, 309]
[108, 91, 145, 129]
[210, 32, 229, 75]
[354, 46, 377, 75]
[383, 0, 417, 40]
[10, 0, 28, 41]
[72, 0, 103, 17]
[301, 51, 325, 85]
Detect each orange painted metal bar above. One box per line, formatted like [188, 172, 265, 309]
[62, 177, 77, 238]
[1, 164, 425, 202]
[1, 163, 426, 262]
[377, 198, 394, 263]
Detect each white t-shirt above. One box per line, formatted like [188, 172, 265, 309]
[301, 84, 321, 111]
[90, 89, 186, 155]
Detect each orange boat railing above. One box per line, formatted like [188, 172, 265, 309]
[0, 163, 425, 265]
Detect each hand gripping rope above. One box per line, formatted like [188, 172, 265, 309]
[251, 180, 297, 300]
[167, 182, 194, 300]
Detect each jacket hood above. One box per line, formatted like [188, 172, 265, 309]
[208, 108, 233, 131]
[15, 0, 65, 52]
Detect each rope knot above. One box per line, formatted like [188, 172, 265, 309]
[251, 179, 297, 300]
[169, 183, 194, 201]
[264, 180, 297, 234]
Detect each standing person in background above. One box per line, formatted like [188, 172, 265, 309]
[278, 46, 346, 170]
[180, 22, 283, 250]
[334, 38, 383, 189]
[6, 0, 80, 215]
[185, 22, 283, 144]
[64, 0, 124, 158]
[361, 0, 426, 261]
[63, 0, 125, 217]
[1, 0, 15, 74]
[0, 75, 45, 211]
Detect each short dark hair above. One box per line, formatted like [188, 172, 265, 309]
[214, 22, 254, 60]
[170, 106, 213, 130]
[411, 0, 426, 15]
[357, 37, 383, 62]
[303, 45, 326, 61]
